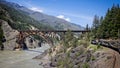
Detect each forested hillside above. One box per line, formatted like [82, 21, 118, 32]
[92, 4, 120, 39]
[0, 1, 54, 30]
[0, 0, 84, 30]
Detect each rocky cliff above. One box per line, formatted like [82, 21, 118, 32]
[0, 3, 43, 50]
[1, 19, 18, 50]
[25, 36, 40, 49]
[1, 19, 41, 50]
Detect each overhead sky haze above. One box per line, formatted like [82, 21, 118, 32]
[7, 0, 120, 27]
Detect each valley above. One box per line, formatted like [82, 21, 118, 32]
[0, 0, 120, 68]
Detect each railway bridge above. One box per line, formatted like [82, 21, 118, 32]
[16, 30, 90, 49]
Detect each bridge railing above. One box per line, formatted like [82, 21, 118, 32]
[18, 30, 90, 33]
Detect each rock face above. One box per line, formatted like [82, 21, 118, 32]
[25, 36, 40, 49]
[1, 20, 19, 50]
[91, 49, 120, 68]
[1, 19, 42, 50]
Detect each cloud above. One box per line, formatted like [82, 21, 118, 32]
[46, 10, 92, 23]
[65, 18, 71, 22]
[57, 15, 71, 22]
[61, 13, 93, 22]
[30, 7, 43, 12]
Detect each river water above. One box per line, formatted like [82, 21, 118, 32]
[0, 44, 50, 68]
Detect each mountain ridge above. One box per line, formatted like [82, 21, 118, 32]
[6, 0, 84, 30]
[0, 0, 84, 30]
[0, 1, 54, 30]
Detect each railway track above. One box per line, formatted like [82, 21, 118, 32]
[91, 40, 120, 54]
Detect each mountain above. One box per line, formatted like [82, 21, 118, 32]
[0, 0, 54, 50]
[0, 0, 84, 30]
[0, 0, 54, 30]
[29, 12, 84, 30]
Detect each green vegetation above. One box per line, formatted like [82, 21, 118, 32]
[0, 3, 54, 30]
[51, 30, 94, 68]
[77, 40, 89, 48]
[1, 1, 119, 68]
[0, 2, 55, 42]
[90, 55, 96, 61]
[64, 30, 78, 48]
[87, 44, 103, 52]
[82, 63, 90, 68]
[92, 4, 120, 39]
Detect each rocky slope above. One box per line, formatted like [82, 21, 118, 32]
[0, 5, 41, 50]
[0, 21, 43, 50]
[34, 41, 120, 68]
[0, 19, 41, 50]
[0, 1, 52, 50]
[1, 19, 18, 50]
[91, 48, 120, 68]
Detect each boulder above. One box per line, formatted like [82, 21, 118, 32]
[50, 62, 57, 67]
[70, 52, 76, 59]
[73, 65, 78, 68]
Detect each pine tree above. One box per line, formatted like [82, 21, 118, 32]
[96, 4, 120, 39]
[92, 15, 100, 38]
[86, 24, 89, 31]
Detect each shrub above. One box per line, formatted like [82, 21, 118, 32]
[78, 40, 89, 48]
[91, 55, 96, 61]
[82, 63, 90, 68]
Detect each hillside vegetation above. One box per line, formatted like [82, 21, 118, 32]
[0, 1, 54, 30]
[0, 0, 83, 30]
[92, 4, 120, 39]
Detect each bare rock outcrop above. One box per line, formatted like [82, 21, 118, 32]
[1, 20, 19, 50]
[91, 48, 120, 68]
[25, 36, 40, 49]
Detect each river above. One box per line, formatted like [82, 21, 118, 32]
[0, 44, 50, 68]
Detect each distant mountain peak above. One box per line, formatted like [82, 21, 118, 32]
[0, 0, 84, 30]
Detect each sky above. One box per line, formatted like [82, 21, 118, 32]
[7, 0, 120, 27]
